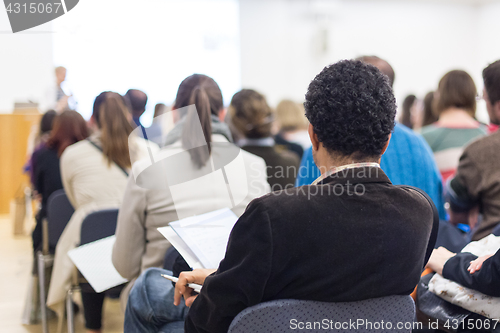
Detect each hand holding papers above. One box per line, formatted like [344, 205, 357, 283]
[157, 208, 239, 269]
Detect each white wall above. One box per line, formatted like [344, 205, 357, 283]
[0, 10, 54, 113]
[239, 0, 499, 123]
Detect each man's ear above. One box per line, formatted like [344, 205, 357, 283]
[380, 133, 392, 155]
[308, 123, 320, 151]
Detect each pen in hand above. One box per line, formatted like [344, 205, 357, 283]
[161, 274, 203, 293]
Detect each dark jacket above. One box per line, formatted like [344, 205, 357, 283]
[447, 130, 500, 240]
[443, 249, 500, 297]
[185, 167, 437, 333]
[32, 146, 63, 252]
[241, 145, 300, 191]
[274, 133, 304, 159]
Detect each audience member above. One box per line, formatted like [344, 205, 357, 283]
[400, 94, 417, 129]
[29, 110, 57, 186]
[123, 60, 438, 333]
[46, 92, 156, 333]
[145, 103, 167, 146]
[112, 75, 270, 311]
[296, 56, 446, 219]
[427, 246, 500, 297]
[125, 89, 148, 127]
[274, 99, 309, 155]
[421, 91, 439, 128]
[31, 110, 88, 253]
[229, 89, 300, 190]
[421, 70, 487, 181]
[446, 60, 500, 240]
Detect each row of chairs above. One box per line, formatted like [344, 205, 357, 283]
[37, 189, 122, 333]
[39, 190, 416, 333]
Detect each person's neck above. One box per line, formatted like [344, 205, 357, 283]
[316, 157, 379, 176]
[438, 108, 477, 127]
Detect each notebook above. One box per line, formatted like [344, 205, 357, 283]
[68, 236, 128, 293]
[157, 208, 239, 269]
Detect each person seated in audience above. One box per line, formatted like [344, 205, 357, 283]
[296, 55, 447, 220]
[229, 89, 300, 190]
[112, 75, 270, 311]
[446, 60, 500, 241]
[427, 246, 500, 297]
[123, 59, 438, 333]
[125, 88, 148, 128]
[399, 94, 417, 129]
[46, 92, 156, 333]
[421, 91, 439, 129]
[421, 70, 487, 182]
[146, 102, 168, 146]
[274, 99, 310, 156]
[28, 109, 57, 187]
[31, 110, 89, 254]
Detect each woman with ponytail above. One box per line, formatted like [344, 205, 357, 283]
[112, 74, 270, 313]
[47, 92, 157, 333]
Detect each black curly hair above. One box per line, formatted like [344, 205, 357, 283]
[305, 59, 396, 160]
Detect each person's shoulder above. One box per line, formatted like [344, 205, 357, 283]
[463, 130, 500, 156]
[393, 185, 434, 213]
[240, 148, 267, 168]
[392, 123, 434, 154]
[419, 123, 438, 135]
[60, 139, 92, 161]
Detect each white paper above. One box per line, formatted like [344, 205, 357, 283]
[163, 208, 239, 268]
[68, 236, 128, 293]
[157, 226, 204, 269]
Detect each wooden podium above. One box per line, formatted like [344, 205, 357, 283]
[0, 109, 41, 227]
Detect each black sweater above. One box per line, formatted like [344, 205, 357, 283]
[443, 249, 500, 297]
[185, 167, 437, 333]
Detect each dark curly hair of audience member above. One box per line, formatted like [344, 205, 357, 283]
[304, 60, 396, 160]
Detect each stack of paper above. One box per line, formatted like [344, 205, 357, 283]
[157, 208, 239, 269]
[68, 236, 128, 293]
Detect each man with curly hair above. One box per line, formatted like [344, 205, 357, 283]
[124, 60, 438, 333]
[296, 56, 447, 221]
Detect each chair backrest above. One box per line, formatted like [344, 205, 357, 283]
[493, 224, 500, 236]
[46, 189, 75, 248]
[163, 246, 179, 271]
[80, 209, 119, 245]
[228, 295, 415, 333]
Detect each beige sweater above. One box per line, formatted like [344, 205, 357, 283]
[112, 134, 271, 309]
[46, 134, 157, 312]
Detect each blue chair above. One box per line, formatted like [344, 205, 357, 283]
[493, 224, 500, 236]
[66, 209, 122, 333]
[163, 247, 179, 271]
[37, 189, 74, 333]
[228, 296, 415, 333]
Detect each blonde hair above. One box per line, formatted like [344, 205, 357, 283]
[276, 100, 308, 132]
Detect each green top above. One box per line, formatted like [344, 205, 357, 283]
[421, 124, 487, 153]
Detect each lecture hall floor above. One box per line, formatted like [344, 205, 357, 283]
[0, 215, 124, 333]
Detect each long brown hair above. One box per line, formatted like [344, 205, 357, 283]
[48, 110, 89, 156]
[92, 92, 133, 169]
[174, 74, 223, 168]
[422, 91, 438, 127]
